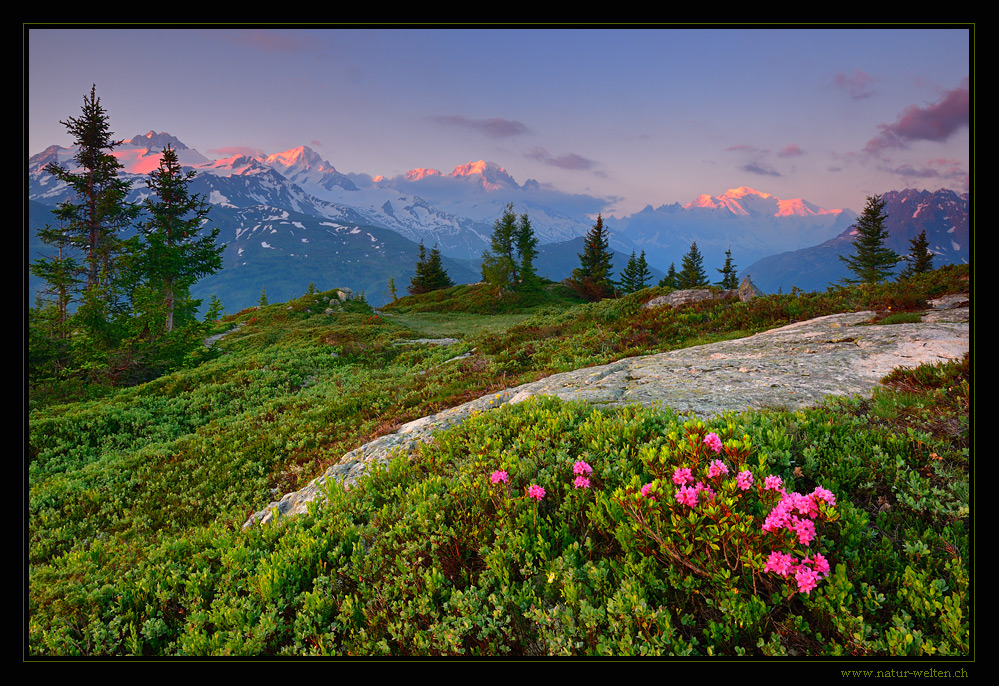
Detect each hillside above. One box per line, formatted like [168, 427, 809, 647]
[27, 266, 971, 658]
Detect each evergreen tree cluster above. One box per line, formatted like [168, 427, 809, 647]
[408, 242, 455, 295]
[481, 204, 539, 293]
[29, 86, 225, 390]
[619, 250, 652, 294]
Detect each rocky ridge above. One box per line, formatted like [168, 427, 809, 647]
[243, 293, 969, 529]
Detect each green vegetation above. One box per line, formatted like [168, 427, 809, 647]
[27, 265, 970, 656]
[480, 204, 540, 293]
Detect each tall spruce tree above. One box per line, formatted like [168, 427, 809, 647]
[39, 85, 140, 346]
[839, 194, 899, 285]
[677, 241, 709, 289]
[716, 248, 738, 289]
[898, 229, 934, 280]
[136, 145, 224, 333]
[515, 211, 540, 291]
[569, 214, 615, 300]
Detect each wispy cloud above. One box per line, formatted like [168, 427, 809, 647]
[430, 115, 529, 138]
[740, 161, 781, 177]
[878, 157, 968, 185]
[864, 83, 969, 154]
[834, 69, 876, 100]
[526, 147, 597, 171]
[777, 143, 805, 158]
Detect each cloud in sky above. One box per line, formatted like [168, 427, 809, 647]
[864, 83, 969, 154]
[777, 143, 805, 158]
[740, 161, 781, 177]
[430, 115, 530, 138]
[526, 147, 597, 171]
[878, 157, 968, 186]
[834, 69, 876, 100]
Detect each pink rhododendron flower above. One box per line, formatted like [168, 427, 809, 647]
[694, 481, 715, 500]
[573, 461, 593, 476]
[787, 492, 819, 518]
[675, 485, 699, 507]
[763, 550, 796, 577]
[811, 486, 837, 507]
[640, 483, 655, 499]
[490, 470, 509, 485]
[794, 565, 820, 594]
[573, 475, 591, 489]
[808, 553, 831, 577]
[736, 470, 754, 490]
[672, 467, 693, 487]
[527, 484, 546, 501]
[703, 433, 723, 454]
[791, 516, 816, 546]
[708, 459, 729, 478]
[764, 475, 784, 492]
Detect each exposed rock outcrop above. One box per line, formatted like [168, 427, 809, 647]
[243, 293, 969, 529]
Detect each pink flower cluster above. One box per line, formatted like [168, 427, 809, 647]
[761, 483, 837, 594]
[736, 470, 754, 491]
[703, 432, 723, 454]
[573, 461, 593, 476]
[763, 551, 831, 594]
[490, 470, 509, 485]
[573, 475, 591, 489]
[708, 459, 728, 478]
[672, 467, 693, 486]
[527, 484, 546, 501]
[640, 483, 656, 500]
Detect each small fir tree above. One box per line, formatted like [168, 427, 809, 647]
[677, 241, 709, 289]
[259, 286, 269, 307]
[716, 248, 738, 289]
[620, 250, 652, 294]
[569, 214, 615, 300]
[898, 229, 934, 280]
[409, 242, 455, 295]
[658, 262, 679, 290]
[839, 194, 899, 285]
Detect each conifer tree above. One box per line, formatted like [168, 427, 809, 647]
[481, 205, 519, 290]
[409, 242, 454, 295]
[839, 194, 899, 285]
[898, 229, 934, 280]
[481, 204, 538, 292]
[677, 241, 709, 289]
[569, 214, 615, 300]
[515, 211, 540, 291]
[716, 248, 738, 289]
[136, 145, 224, 333]
[620, 250, 652, 294]
[259, 286, 269, 307]
[658, 262, 679, 290]
[39, 85, 140, 346]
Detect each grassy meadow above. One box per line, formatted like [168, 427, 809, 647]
[27, 267, 971, 658]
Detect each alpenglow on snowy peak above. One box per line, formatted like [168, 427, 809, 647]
[683, 187, 841, 218]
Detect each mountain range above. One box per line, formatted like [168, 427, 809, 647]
[27, 131, 969, 310]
